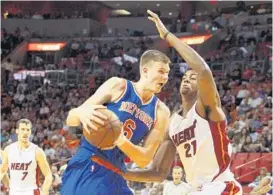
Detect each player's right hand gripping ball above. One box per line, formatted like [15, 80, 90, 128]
[83, 108, 122, 150]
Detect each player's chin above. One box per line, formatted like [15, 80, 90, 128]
[181, 88, 190, 95]
[154, 88, 162, 93]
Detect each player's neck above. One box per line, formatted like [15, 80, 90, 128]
[133, 81, 154, 103]
[17, 141, 30, 150]
[173, 180, 181, 185]
[181, 95, 197, 115]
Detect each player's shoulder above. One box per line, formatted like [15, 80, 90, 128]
[35, 146, 47, 160]
[156, 100, 171, 117]
[35, 146, 45, 155]
[4, 142, 17, 152]
[106, 77, 127, 91]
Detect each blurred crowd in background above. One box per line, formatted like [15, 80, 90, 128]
[1, 1, 272, 195]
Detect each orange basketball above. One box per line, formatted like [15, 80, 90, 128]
[83, 108, 122, 150]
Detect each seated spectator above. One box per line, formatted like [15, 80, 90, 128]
[141, 182, 153, 195]
[237, 98, 252, 115]
[249, 92, 263, 109]
[232, 135, 243, 153]
[242, 67, 254, 81]
[51, 165, 62, 192]
[39, 102, 50, 118]
[250, 176, 272, 195]
[222, 90, 236, 107]
[249, 167, 271, 188]
[241, 135, 263, 152]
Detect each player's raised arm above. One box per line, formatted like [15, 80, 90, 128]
[148, 10, 224, 121]
[35, 147, 53, 195]
[66, 77, 126, 132]
[114, 102, 171, 168]
[122, 123, 177, 182]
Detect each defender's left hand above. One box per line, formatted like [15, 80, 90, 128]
[147, 10, 169, 39]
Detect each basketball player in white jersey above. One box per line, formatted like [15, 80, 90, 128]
[0, 119, 53, 195]
[163, 166, 190, 195]
[122, 10, 243, 195]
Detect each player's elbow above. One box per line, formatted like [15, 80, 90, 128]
[152, 168, 169, 182]
[66, 109, 81, 126]
[135, 154, 154, 168]
[136, 160, 151, 169]
[158, 168, 170, 182]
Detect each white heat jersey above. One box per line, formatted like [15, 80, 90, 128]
[169, 103, 237, 188]
[8, 142, 40, 192]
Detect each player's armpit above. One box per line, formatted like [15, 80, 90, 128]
[122, 136, 176, 182]
[36, 148, 53, 194]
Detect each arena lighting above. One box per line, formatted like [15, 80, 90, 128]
[112, 9, 131, 15]
[179, 34, 212, 45]
[28, 43, 66, 51]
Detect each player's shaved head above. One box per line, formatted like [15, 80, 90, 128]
[140, 50, 170, 67]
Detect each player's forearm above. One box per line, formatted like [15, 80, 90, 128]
[166, 32, 210, 73]
[41, 174, 53, 194]
[123, 167, 168, 182]
[115, 135, 158, 168]
[2, 174, 9, 188]
[0, 167, 8, 181]
[123, 139, 176, 182]
[117, 141, 155, 168]
[0, 172, 5, 181]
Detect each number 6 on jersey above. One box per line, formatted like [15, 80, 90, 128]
[123, 119, 136, 140]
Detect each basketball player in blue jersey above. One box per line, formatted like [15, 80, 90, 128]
[61, 49, 171, 195]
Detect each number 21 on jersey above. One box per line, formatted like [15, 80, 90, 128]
[184, 140, 197, 158]
[123, 119, 136, 140]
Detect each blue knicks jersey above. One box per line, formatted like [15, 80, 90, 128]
[80, 79, 159, 172]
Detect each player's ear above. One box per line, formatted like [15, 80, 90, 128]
[143, 66, 148, 76]
[16, 128, 19, 134]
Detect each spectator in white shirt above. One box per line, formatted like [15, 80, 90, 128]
[39, 102, 50, 117]
[237, 84, 250, 99]
[32, 12, 43, 19]
[45, 144, 56, 157]
[249, 92, 263, 108]
[163, 166, 190, 195]
[141, 182, 153, 195]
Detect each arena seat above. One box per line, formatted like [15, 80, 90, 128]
[238, 171, 257, 184]
[242, 186, 253, 194]
[247, 153, 262, 167]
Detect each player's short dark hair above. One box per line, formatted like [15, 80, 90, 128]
[140, 50, 170, 67]
[16, 118, 32, 129]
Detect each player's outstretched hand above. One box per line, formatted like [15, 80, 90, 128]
[147, 10, 169, 39]
[77, 105, 108, 134]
